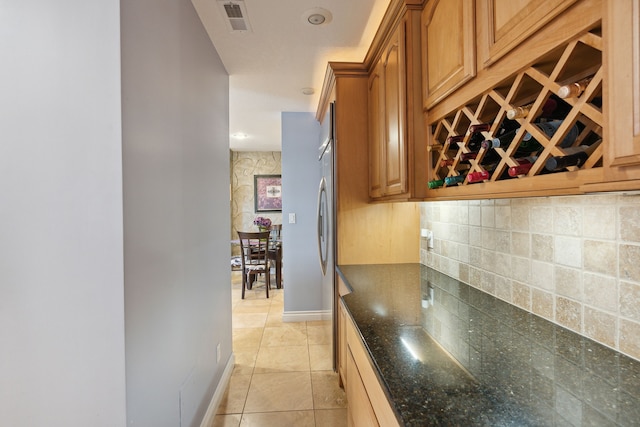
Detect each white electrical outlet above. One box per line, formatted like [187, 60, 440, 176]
[216, 343, 221, 363]
[427, 230, 434, 249]
[289, 213, 296, 224]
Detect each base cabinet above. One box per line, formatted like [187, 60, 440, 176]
[344, 306, 400, 427]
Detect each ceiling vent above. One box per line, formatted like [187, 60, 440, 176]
[217, 0, 253, 33]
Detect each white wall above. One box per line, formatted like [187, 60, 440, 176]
[0, 1, 126, 426]
[121, 0, 232, 426]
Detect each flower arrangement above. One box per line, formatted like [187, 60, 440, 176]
[253, 216, 272, 231]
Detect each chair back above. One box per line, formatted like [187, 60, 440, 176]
[237, 231, 271, 269]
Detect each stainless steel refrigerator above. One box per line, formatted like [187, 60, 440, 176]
[317, 101, 336, 370]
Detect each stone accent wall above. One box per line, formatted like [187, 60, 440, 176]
[420, 192, 640, 361]
[231, 151, 282, 249]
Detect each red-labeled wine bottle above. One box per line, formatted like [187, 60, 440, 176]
[467, 170, 490, 183]
[508, 156, 538, 177]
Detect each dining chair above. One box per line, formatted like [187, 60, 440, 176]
[268, 224, 283, 288]
[237, 231, 272, 299]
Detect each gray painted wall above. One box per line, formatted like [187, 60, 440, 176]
[121, 0, 232, 426]
[281, 112, 324, 312]
[0, 1, 126, 426]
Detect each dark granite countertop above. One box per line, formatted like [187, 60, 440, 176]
[337, 264, 640, 427]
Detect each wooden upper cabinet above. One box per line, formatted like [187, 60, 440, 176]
[476, 0, 578, 68]
[368, 18, 409, 198]
[606, 0, 640, 169]
[422, 0, 475, 109]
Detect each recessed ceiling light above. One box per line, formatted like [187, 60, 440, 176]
[231, 133, 249, 139]
[301, 87, 315, 95]
[301, 8, 332, 26]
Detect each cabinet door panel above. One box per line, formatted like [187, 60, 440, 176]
[368, 66, 383, 198]
[477, 0, 578, 67]
[382, 24, 407, 195]
[422, 0, 476, 108]
[607, 0, 640, 167]
[346, 349, 379, 427]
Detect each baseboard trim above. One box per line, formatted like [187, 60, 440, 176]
[282, 310, 332, 322]
[199, 352, 235, 427]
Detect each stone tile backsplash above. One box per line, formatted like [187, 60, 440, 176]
[420, 192, 640, 361]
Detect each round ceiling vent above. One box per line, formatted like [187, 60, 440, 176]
[301, 7, 332, 26]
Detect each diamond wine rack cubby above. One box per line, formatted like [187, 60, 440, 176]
[427, 26, 604, 194]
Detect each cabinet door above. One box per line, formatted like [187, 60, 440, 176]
[368, 62, 384, 199]
[347, 348, 380, 427]
[338, 299, 348, 388]
[476, 0, 578, 67]
[422, 0, 476, 108]
[607, 0, 640, 167]
[381, 23, 408, 196]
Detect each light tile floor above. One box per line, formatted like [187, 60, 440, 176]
[211, 271, 347, 427]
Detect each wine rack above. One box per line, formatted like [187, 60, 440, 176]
[427, 26, 604, 191]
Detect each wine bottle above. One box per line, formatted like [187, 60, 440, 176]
[447, 135, 464, 147]
[558, 77, 592, 99]
[506, 104, 532, 120]
[444, 175, 465, 186]
[544, 144, 597, 171]
[440, 158, 454, 167]
[523, 120, 581, 149]
[467, 170, 490, 183]
[467, 124, 491, 152]
[459, 152, 478, 161]
[482, 128, 519, 150]
[508, 156, 538, 177]
[428, 179, 444, 189]
[506, 98, 558, 120]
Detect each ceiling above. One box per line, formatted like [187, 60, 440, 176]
[192, 0, 391, 151]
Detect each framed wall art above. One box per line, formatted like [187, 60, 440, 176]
[254, 174, 282, 212]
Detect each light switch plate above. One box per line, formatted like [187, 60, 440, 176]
[288, 213, 296, 224]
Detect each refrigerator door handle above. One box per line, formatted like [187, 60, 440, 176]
[317, 177, 328, 275]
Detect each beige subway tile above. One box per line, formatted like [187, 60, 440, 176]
[553, 206, 582, 236]
[495, 205, 511, 230]
[531, 260, 554, 291]
[494, 275, 512, 303]
[511, 256, 531, 284]
[583, 240, 617, 276]
[469, 226, 482, 247]
[511, 232, 531, 258]
[468, 266, 482, 289]
[530, 206, 553, 234]
[555, 296, 582, 333]
[584, 273, 617, 312]
[554, 236, 582, 268]
[532, 289, 554, 320]
[584, 205, 616, 239]
[494, 253, 512, 278]
[468, 205, 481, 226]
[620, 319, 640, 361]
[620, 205, 640, 243]
[482, 228, 497, 250]
[620, 281, 640, 322]
[531, 233, 554, 262]
[481, 205, 495, 228]
[555, 266, 582, 300]
[512, 281, 532, 311]
[481, 270, 497, 295]
[480, 249, 497, 273]
[620, 244, 640, 283]
[584, 306, 616, 347]
[495, 230, 511, 254]
[511, 206, 530, 231]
